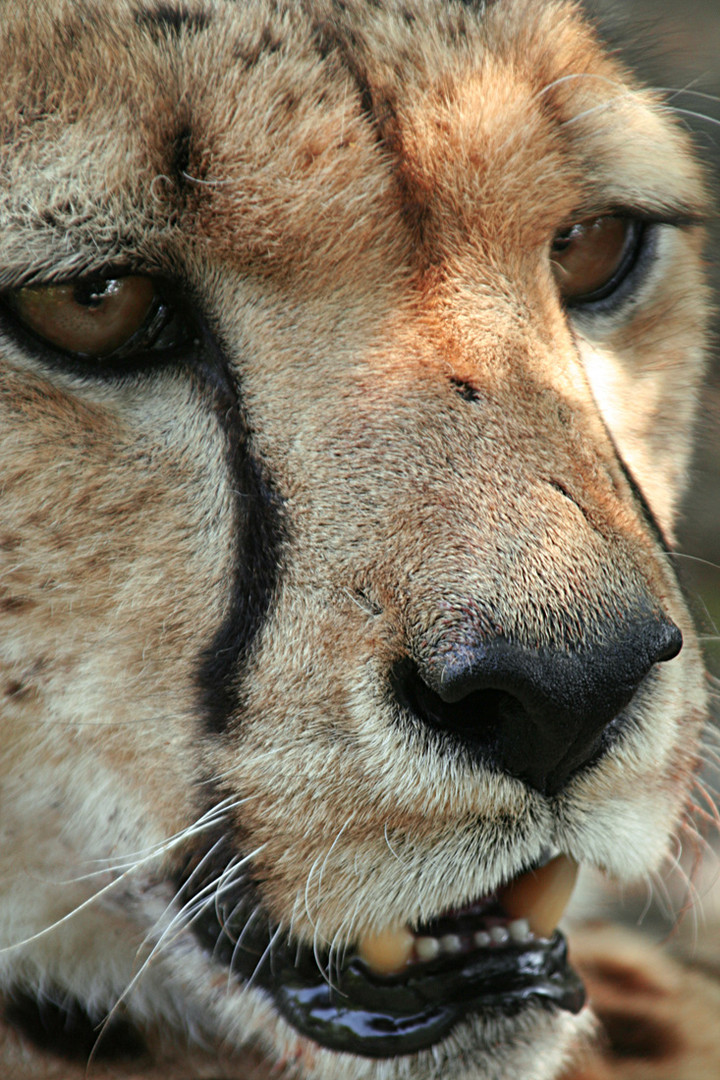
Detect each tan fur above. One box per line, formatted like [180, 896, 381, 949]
[0, 1, 712, 1078]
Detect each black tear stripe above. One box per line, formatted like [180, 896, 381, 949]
[193, 329, 287, 736]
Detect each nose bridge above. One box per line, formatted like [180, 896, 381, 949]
[301, 308, 666, 632]
[378, 348, 655, 646]
[400, 478, 661, 665]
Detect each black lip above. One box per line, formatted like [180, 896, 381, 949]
[273, 932, 585, 1057]
[185, 865, 585, 1058]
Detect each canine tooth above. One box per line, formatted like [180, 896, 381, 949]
[415, 936, 441, 962]
[440, 934, 463, 954]
[490, 925, 509, 945]
[474, 930, 491, 948]
[500, 854, 579, 939]
[357, 926, 414, 975]
[508, 918, 531, 943]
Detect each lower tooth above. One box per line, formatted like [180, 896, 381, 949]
[474, 930, 491, 948]
[440, 933, 463, 954]
[490, 926, 510, 945]
[415, 936, 441, 962]
[509, 918, 531, 943]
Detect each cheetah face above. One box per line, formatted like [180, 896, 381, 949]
[0, 1, 710, 1078]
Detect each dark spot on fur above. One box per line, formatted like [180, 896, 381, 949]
[353, 586, 383, 616]
[4, 990, 146, 1063]
[312, 28, 334, 63]
[600, 1008, 680, 1060]
[0, 595, 35, 613]
[311, 21, 376, 122]
[556, 401, 573, 427]
[234, 24, 284, 68]
[4, 680, 25, 698]
[279, 89, 299, 113]
[135, 3, 211, 36]
[39, 202, 78, 230]
[450, 377, 480, 402]
[172, 125, 193, 185]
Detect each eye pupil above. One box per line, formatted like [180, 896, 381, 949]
[72, 279, 119, 309]
[551, 234, 572, 255]
[551, 224, 582, 256]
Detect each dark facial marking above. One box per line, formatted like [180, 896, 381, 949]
[602, 424, 676, 555]
[193, 329, 287, 735]
[450, 376, 480, 402]
[600, 1008, 680, 1061]
[311, 19, 377, 121]
[310, 18, 427, 244]
[172, 125, 193, 187]
[0, 595, 35, 613]
[135, 3, 212, 36]
[233, 24, 284, 68]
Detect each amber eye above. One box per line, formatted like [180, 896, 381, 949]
[4, 276, 158, 358]
[551, 217, 641, 306]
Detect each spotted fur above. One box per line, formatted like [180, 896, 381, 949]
[0, 1, 712, 1078]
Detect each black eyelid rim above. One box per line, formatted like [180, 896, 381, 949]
[556, 203, 707, 232]
[0, 260, 150, 292]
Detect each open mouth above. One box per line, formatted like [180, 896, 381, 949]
[183, 849, 585, 1058]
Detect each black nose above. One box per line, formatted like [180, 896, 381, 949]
[394, 611, 682, 795]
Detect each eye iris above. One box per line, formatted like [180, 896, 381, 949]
[9, 275, 157, 358]
[551, 217, 635, 305]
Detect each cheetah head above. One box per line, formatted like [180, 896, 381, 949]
[0, 1, 710, 1078]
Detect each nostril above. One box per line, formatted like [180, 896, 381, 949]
[391, 662, 528, 754]
[657, 621, 682, 663]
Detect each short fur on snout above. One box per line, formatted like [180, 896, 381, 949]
[0, 0, 712, 1078]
